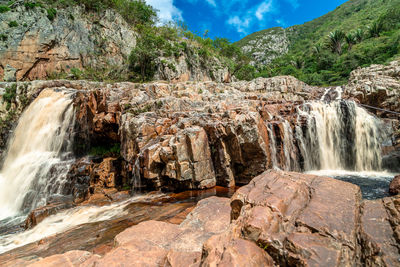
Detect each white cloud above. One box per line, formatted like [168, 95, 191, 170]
[227, 16, 251, 35]
[286, 0, 299, 9]
[226, 0, 275, 36]
[276, 19, 287, 27]
[256, 1, 273, 20]
[146, 0, 183, 22]
[187, 0, 217, 7]
[206, 0, 217, 7]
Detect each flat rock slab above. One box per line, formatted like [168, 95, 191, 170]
[229, 170, 400, 266]
[14, 170, 400, 266]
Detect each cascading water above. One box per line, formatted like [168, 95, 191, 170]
[0, 89, 75, 221]
[267, 124, 279, 169]
[296, 100, 383, 172]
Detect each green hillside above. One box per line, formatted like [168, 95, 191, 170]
[237, 0, 400, 85]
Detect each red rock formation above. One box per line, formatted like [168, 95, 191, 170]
[19, 171, 400, 266]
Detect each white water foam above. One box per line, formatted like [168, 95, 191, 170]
[0, 193, 165, 254]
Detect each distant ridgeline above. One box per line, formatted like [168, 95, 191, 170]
[237, 0, 400, 86]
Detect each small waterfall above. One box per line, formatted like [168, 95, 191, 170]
[267, 124, 279, 169]
[0, 89, 75, 220]
[132, 156, 142, 190]
[297, 100, 383, 172]
[282, 120, 300, 171]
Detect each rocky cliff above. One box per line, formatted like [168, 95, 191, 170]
[0, 2, 136, 81]
[0, 2, 230, 83]
[236, 27, 290, 66]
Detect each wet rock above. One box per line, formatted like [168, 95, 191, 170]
[25, 201, 75, 229]
[88, 196, 231, 267]
[389, 175, 400, 195]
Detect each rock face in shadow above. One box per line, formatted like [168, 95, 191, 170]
[19, 170, 400, 267]
[390, 175, 400, 195]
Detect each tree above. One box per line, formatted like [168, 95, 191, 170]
[313, 43, 322, 55]
[368, 21, 384, 38]
[345, 33, 356, 50]
[129, 26, 166, 81]
[354, 28, 364, 43]
[327, 30, 345, 54]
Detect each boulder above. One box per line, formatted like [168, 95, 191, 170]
[25, 200, 75, 229]
[85, 196, 231, 267]
[389, 175, 400, 195]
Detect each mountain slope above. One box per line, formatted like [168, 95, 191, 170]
[237, 0, 400, 85]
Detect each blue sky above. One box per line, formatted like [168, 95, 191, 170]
[146, 0, 349, 42]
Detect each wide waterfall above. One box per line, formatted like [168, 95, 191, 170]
[0, 89, 75, 221]
[297, 100, 383, 172]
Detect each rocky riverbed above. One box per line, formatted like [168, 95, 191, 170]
[0, 61, 399, 266]
[4, 170, 400, 267]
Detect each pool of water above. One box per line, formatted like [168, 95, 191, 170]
[306, 170, 398, 200]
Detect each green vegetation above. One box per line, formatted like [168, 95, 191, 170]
[24, 2, 43, 9]
[46, 7, 57, 21]
[43, 0, 156, 26]
[0, 34, 7, 41]
[127, 21, 252, 81]
[0, 5, 11, 13]
[3, 83, 17, 111]
[238, 0, 400, 85]
[8, 21, 18, 27]
[89, 143, 121, 157]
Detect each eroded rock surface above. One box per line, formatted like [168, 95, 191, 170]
[20, 170, 400, 266]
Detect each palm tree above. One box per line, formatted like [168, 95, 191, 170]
[354, 28, 364, 43]
[313, 43, 322, 55]
[345, 33, 356, 50]
[291, 57, 304, 69]
[327, 30, 345, 54]
[368, 21, 384, 38]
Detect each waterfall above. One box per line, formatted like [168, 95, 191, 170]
[282, 120, 300, 171]
[296, 100, 383, 172]
[0, 89, 75, 221]
[267, 124, 279, 169]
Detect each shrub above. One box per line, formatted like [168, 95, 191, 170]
[3, 83, 17, 110]
[70, 68, 83, 79]
[8, 21, 18, 27]
[0, 5, 10, 13]
[0, 34, 7, 41]
[235, 64, 257, 81]
[89, 143, 121, 157]
[24, 2, 42, 9]
[47, 8, 57, 21]
[368, 21, 384, 38]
